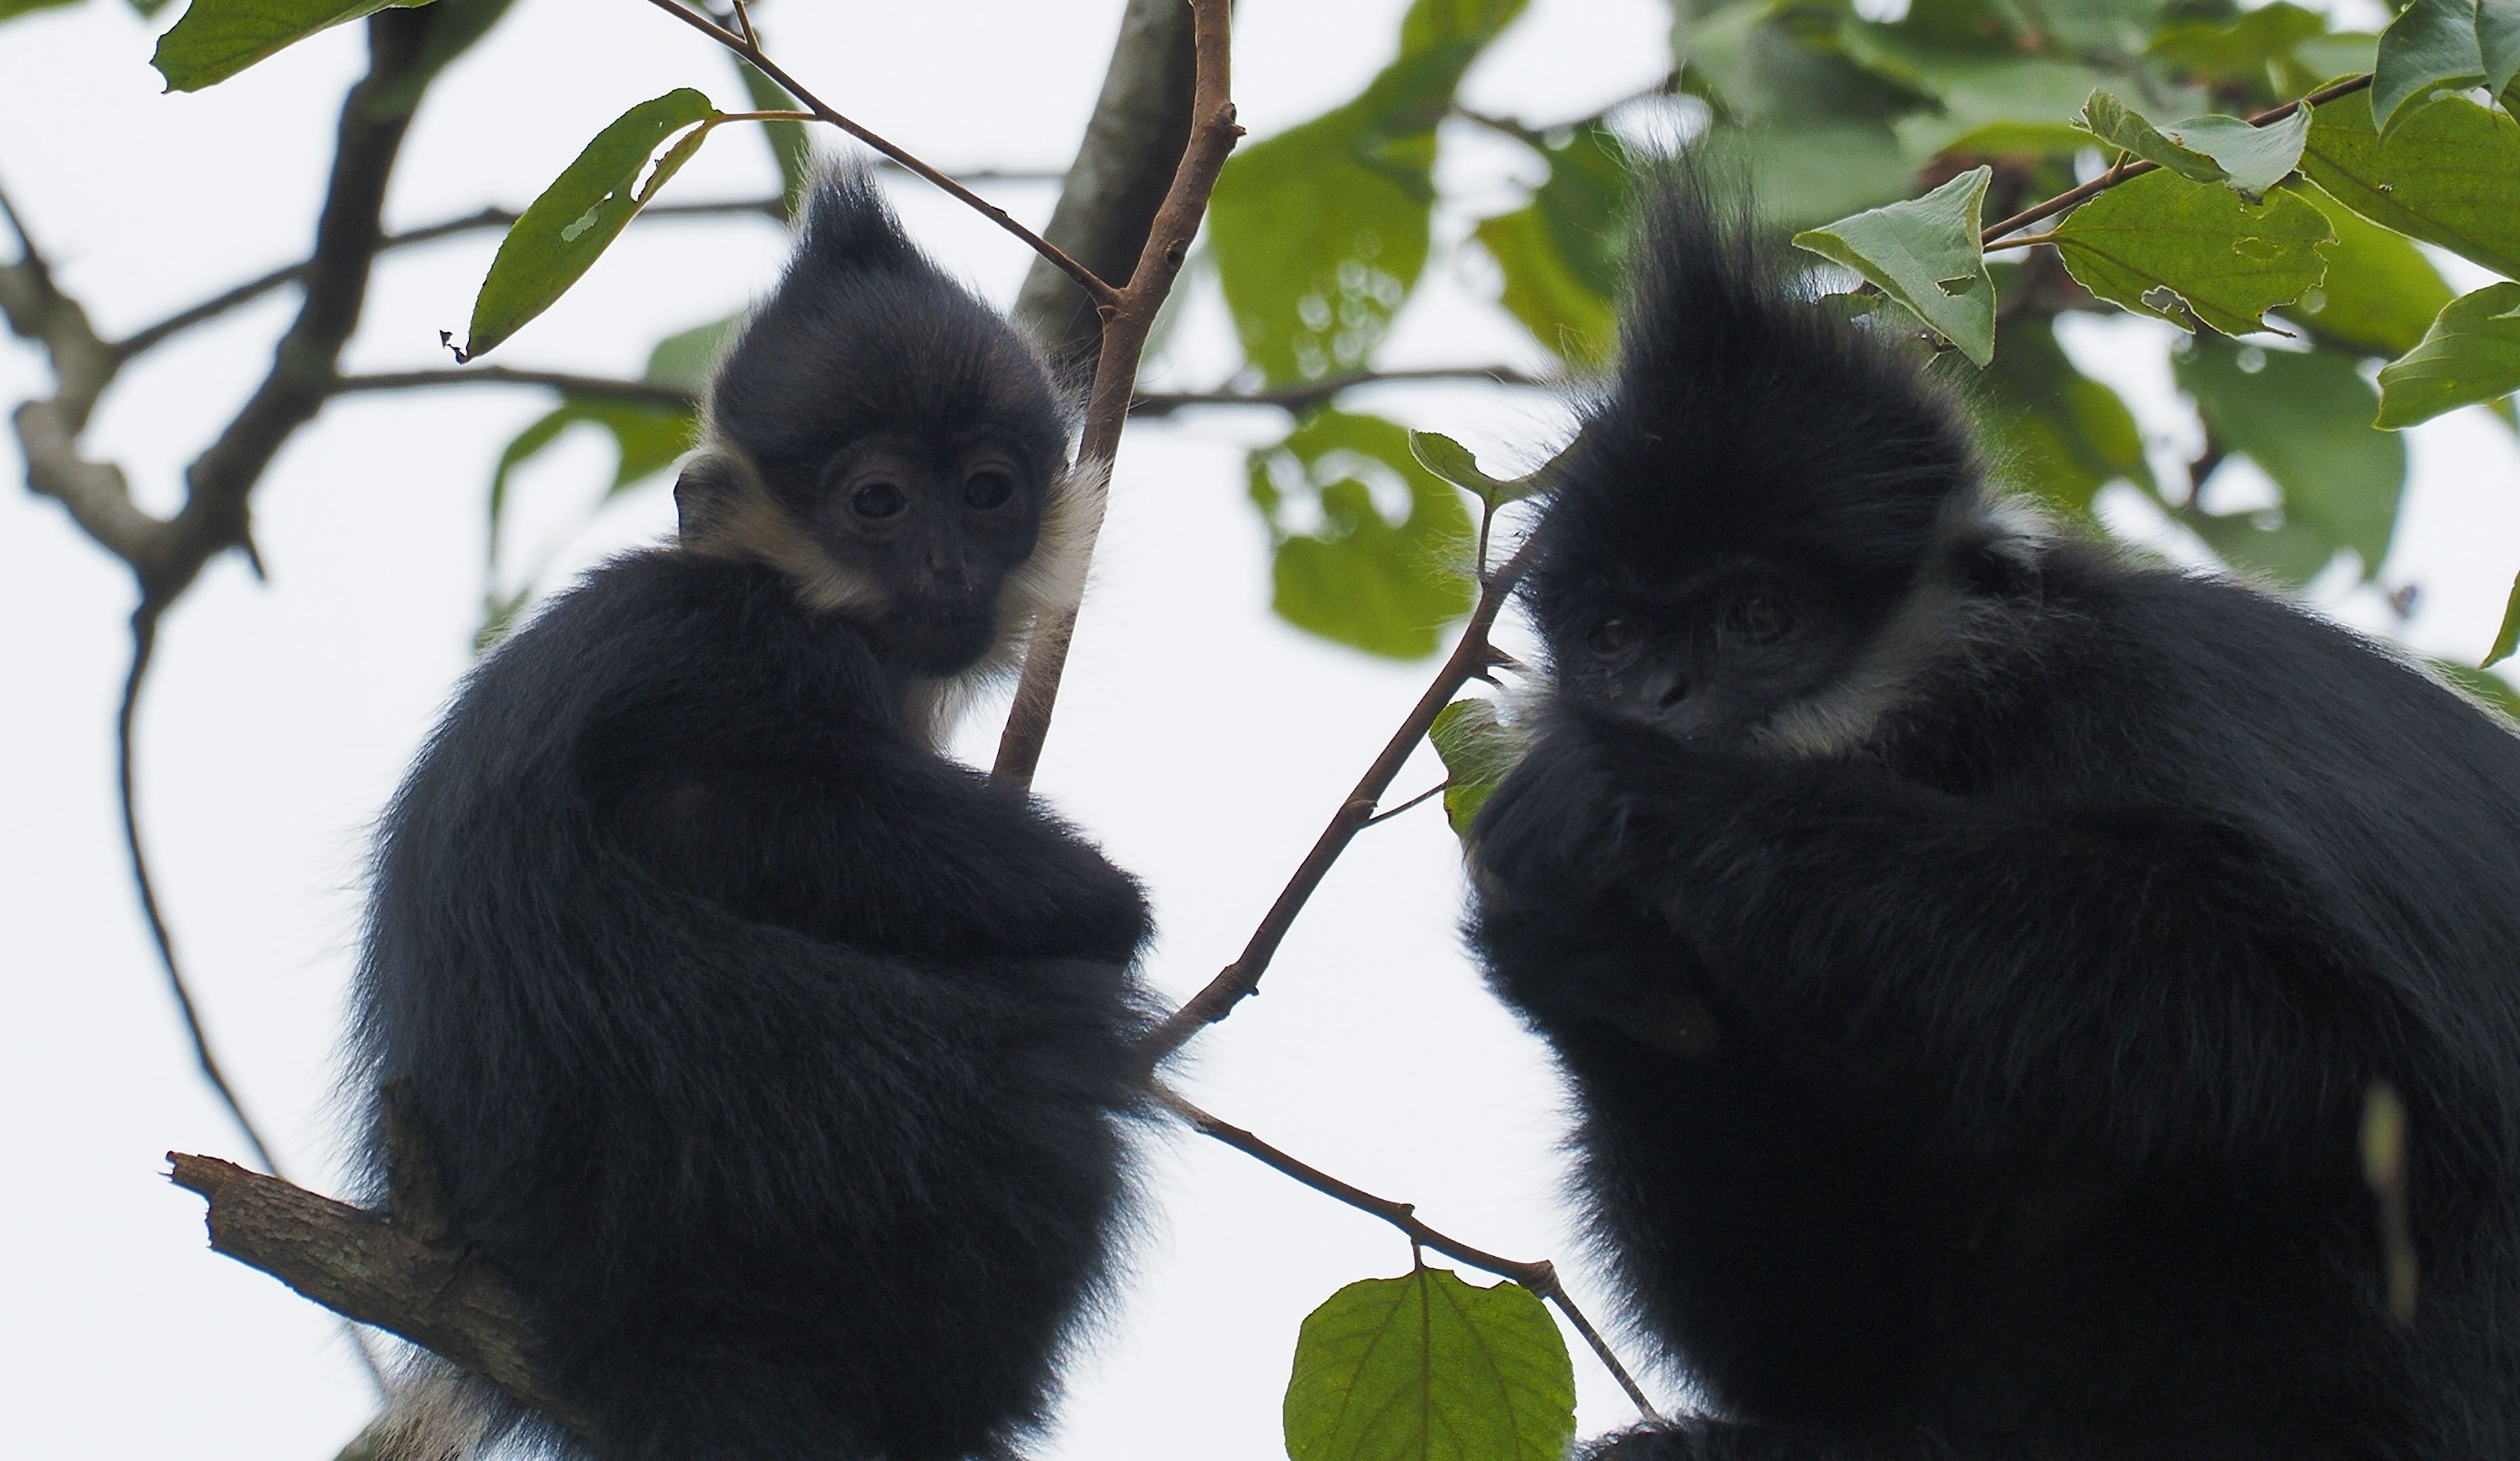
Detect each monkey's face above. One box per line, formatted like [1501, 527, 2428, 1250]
[1544, 559, 1860, 747]
[797, 435, 1045, 675]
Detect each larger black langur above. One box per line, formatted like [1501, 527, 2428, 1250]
[1466, 177, 2520, 1459]
[352, 171, 1151, 1461]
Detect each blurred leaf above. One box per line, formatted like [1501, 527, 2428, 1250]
[1428, 698, 1524, 837]
[1, 0, 83, 26]
[1210, 0, 1525, 386]
[2147, 3, 2330, 85]
[2485, 0, 2520, 97]
[2303, 89, 2520, 280]
[643, 311, 742, 394]
[1981, 311, 2153, 517]
[361, 0, 515, 120]
[1249, 410, 1475, 659]
[1740, 119, 1919, 230]
[1793, 166, 1995, 365]
[2276, 32, 2383, 95]
[2375, 282, 2520, 427]
[128, 0, 180, 18]
[463, 89, 720, 359]
[2180, 507, 2339, 587]
[152, 0, 437, 90]
[2051, 168, 2332, 336]
[1410, 430, 1534, 508]
[735, 57, 813, 220]
[1284, 1268, 1574, 1461]
[2177, 338, 2406, 572]
[487, 399, 694, 565]
[1839, 21, 2111, 163]
[2285, 179, 2454, 356]
[2372, 0, 2486, 136]
[1471, 122, 1628, 365]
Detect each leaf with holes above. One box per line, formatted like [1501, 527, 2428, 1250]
[2376, 283, 2520, 429]
[2372, 0, 2487, 136]
[1284, 1268, 1574, 1461]
[1249, 411, 1474, 659]
[1428, 699, 1524, 838]
[152, 0, 437, 91]
[461, 89, 721, 360]
[2177, 338, 2406, 573]
[2301, 89, 2520, 281]
[1793, 168, 1995, 367]
[2051, 169, 2331, 336]
[1409, 430, 1534, 510]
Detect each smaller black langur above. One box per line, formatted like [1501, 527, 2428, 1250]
[352, 170, 1152, 1461]
[1467, 174, 2520, 1460]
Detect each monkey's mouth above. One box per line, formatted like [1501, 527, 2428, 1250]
[865, 599, 998, 676]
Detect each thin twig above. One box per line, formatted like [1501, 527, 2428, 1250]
[1978, 72, 2373, 245]
[1155, 1085, 1664, 1423]
[1128, 365, 1553, 418]
[1141, 536, 1538, 1059]
[632, 0, 1116, 306]
[990, 0, 1241, 786]
[333, 367, 695, 409]
[1360, 780, 1448, 828]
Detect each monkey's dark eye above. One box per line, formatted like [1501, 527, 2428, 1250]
[1723, 594, 1794, 647]
[964, 468, 1017, 510]
[850, 481, 907, 520]
[1587, 618, 1634, 656]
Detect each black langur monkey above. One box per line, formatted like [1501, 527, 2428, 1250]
[1466, 177, 2520, 1459]
[352, 172, 1151, 1461]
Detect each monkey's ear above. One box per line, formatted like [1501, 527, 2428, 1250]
[673, 446, 760, 544]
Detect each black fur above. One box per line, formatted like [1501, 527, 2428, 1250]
[1466, 179, 2520, 1458]
[351, 175, 1148, 1460]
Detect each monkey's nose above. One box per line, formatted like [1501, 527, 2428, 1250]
[1640, 668, 1690, 709]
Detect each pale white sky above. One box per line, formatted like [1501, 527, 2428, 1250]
[1, 2, 2511, 1459]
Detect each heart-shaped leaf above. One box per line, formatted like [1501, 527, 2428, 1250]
[1793, 166, 1995, 367]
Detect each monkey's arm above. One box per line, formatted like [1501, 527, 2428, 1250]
[576, 676, 1147, 967]
[1475, 710, 2422, 1165]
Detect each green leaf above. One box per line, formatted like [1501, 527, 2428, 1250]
[1408, 430, 1534, 509]
[486, 399, 695, 565]
[463, 89, 721, 360]
[151, 0, 436, 92]
[361, 0, 516, 120]
[128, 0, 182, 18]
[2, 0, 84, 26]
[1471, 122, 1629, 366]
[2483, 0, 2520, 98]
[1210, 0, 1524, 386]
[2180, 506, 2339, 588]
[2284, 180, 2454, 356]
[1427, 699, 1524, 837]
[2276, 32, 2383, 96]
[2302, 89, 2520, 281]
[1793, 166, 1995, 366]
[735, 57, 813, 220]
[1249, 410, 1475, 659]
[1981, 310, 2153, 517]
[2051, 168, 2332, 336]
[2372, 0, 2487, 137]
[642, 311, 742, 395]
[2176, 338, 2406, 572]
[2078, 93, 2314, 200]
[1840, 22, 2112, 163]
[2146, 3, 2331, 85]
[2078, 91, 2237, 186]
[1283, 1268, 1574, 1461]
[2375, 282, 2520, 428]
[2489, 579, 2520, 667]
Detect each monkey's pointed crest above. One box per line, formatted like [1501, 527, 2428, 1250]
[1535, 166, 1981, 619]
[794, 166, 924, 275]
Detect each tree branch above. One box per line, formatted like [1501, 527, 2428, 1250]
[1154, 1086, 1664, 1422]
[333, 367, 695, 410]
[166, 1153, 591, 1441]
[633, 0, 1116, 306]
[990, 0, 1241, 786]
[1142, 536, 1536, 1059]
[1978, 72, 2374, 246]
[1128, 365, 1554, 418]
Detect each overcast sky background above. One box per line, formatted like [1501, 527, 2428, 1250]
[3, 1, 2513, 1458]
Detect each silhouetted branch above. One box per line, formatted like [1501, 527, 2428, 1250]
[334, 368, 695, 410]
[1130, 365, 1553, 417]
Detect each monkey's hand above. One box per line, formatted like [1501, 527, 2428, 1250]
[1468, 707, 1643, 908]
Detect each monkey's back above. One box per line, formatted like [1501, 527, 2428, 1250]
[352, 552, 1150, 1461]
